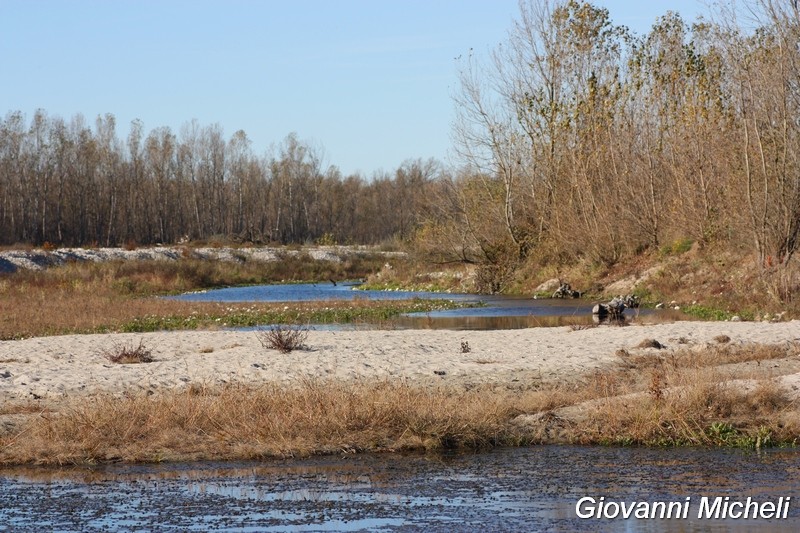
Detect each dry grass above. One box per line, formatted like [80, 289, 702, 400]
[520, 341, 800, 447]
[0, 260, 249, 338]
[0, 381, 527, 465]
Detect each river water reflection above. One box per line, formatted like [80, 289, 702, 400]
[1, 446, 798, 531]
[172, 282, 684, 330]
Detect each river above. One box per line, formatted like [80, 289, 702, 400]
[171, 282, 684, 330]
[1, 446, 798, 531]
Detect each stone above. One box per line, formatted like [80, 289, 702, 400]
[535, 278, 561, 293]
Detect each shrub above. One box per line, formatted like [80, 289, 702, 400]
[256, 325, 309, 353]
[103, 340, 154, 364]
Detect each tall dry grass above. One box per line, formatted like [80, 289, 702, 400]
[0, 381, 527, 465]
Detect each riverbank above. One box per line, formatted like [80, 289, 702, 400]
[0, 249, 418, 340]
[0, 245, 405, 274]
[2, 321, 800, 464]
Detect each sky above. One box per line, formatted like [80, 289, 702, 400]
[1, 1, 710, 177]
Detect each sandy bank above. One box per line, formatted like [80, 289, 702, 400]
[2, 321, 799, 403]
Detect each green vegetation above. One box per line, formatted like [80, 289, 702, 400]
[117, 299, 471, 333]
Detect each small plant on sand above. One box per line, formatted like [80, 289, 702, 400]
[103, 340, 154, 364]
[256, 325, 309, 353]
[636, 338, 665, 349]
[569, 324, 599, 331]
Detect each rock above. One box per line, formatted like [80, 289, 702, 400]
[593, 295, 636, 319]
[731, 315, 742, 322]
[622, 295, 640, 308]
[655, 302, 664, 309]
[535, 278, 562, 293]
[552, 282, 581, 299]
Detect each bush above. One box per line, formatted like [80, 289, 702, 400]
[256, 325, 309, 353]
[102, 339, 154, 364]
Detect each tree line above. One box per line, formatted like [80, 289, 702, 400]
[0, 113, 435, 247]
[417, 0, 799, 296]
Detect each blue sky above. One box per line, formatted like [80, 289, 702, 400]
[1, 1, 708, 177]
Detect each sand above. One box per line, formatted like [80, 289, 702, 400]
[2, 321, 800, 403]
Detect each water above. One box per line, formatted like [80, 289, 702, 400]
[172, 282, 683, 330]
[172, 282, 480, 304]
[1, 446, 798, 531]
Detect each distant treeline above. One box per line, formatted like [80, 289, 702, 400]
[0, 114, 435, 247]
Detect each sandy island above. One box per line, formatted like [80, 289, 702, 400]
[2, 321, 800, 404]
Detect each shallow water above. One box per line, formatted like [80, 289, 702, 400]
[1, 446, 798, 532]
[172, 282, 684, 330]
[172, 282, 479, 304]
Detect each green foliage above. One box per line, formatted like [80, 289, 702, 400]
[706, 423, 774, 449]
[316, 233, 338, 246]
[659, 238, 694, 257]
[706, 422, 738, 444]
[682, 305, 734, 321]
[682, 305, 756, 322]
[599, 424, 781, 449]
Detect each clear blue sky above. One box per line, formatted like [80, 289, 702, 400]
[1, 1, 708, 177]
